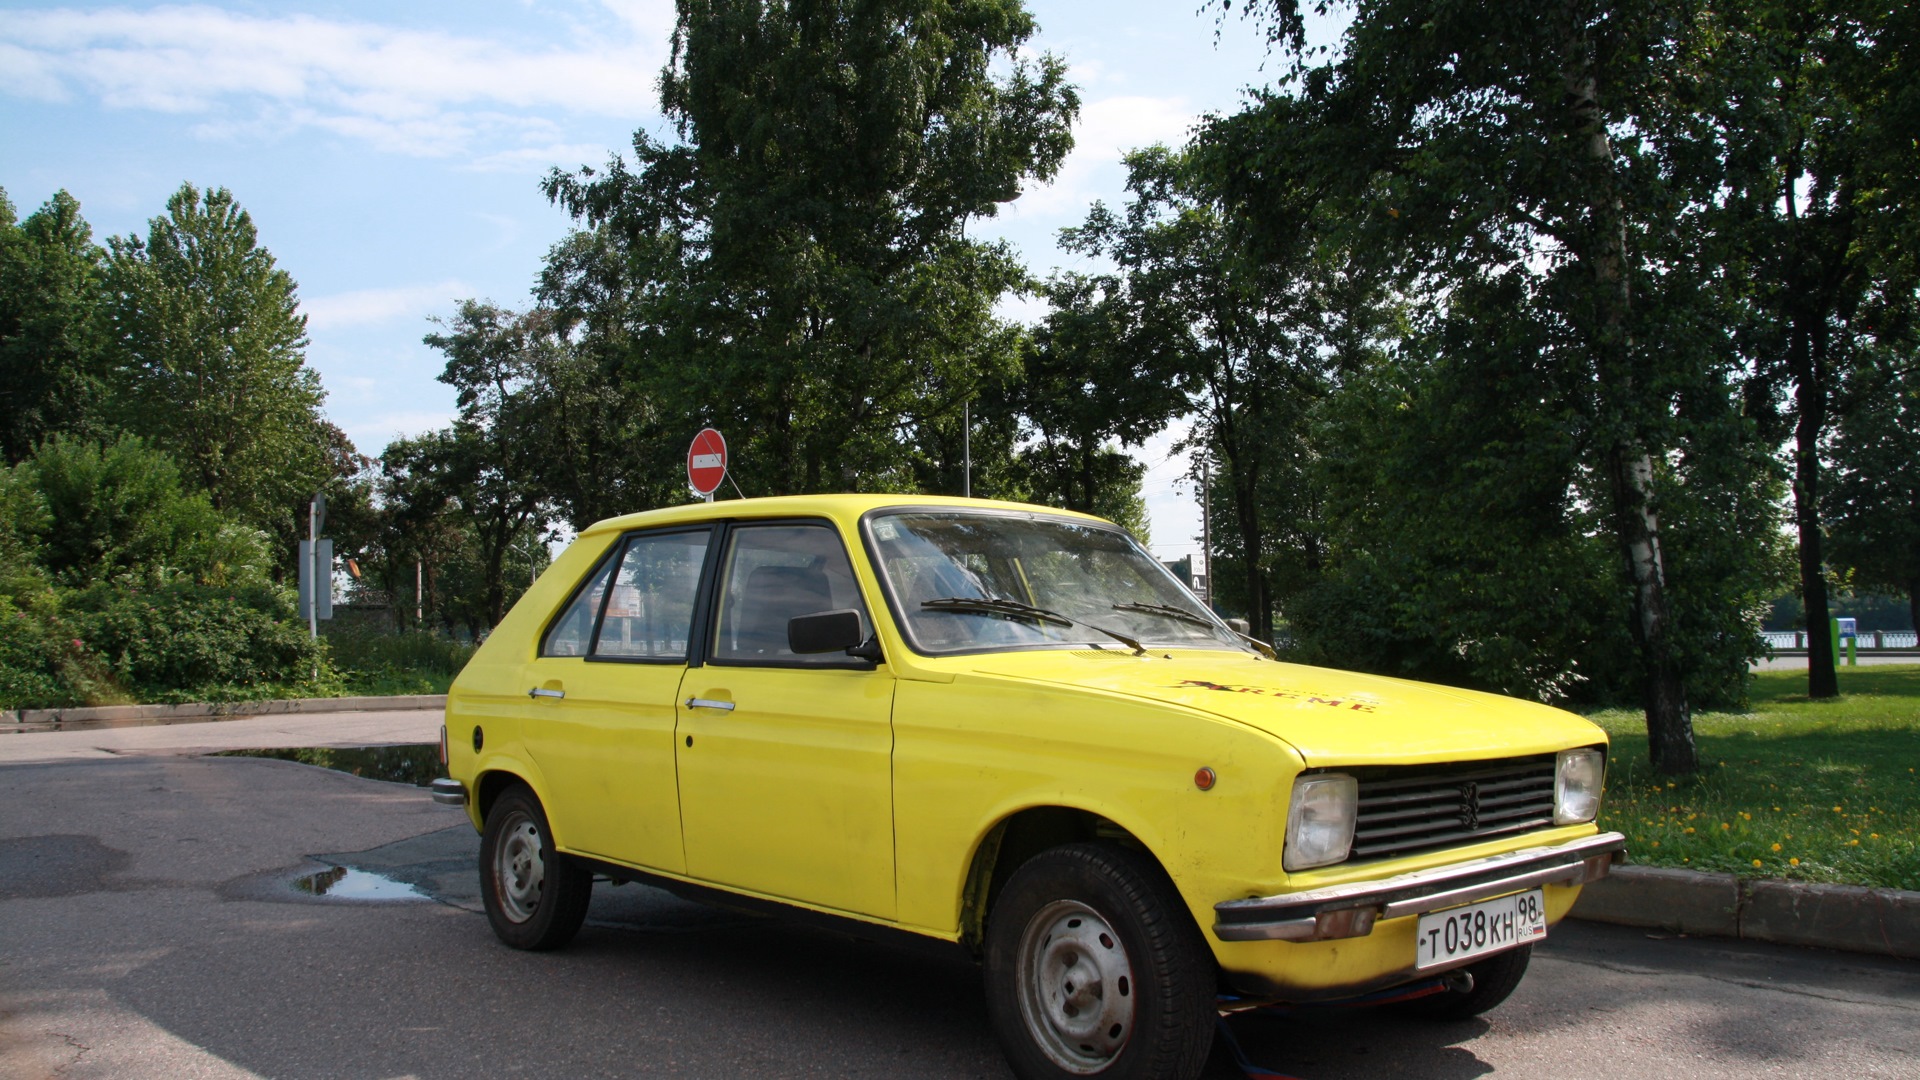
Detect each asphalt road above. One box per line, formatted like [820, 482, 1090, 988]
[3, 721, 1918, 1079]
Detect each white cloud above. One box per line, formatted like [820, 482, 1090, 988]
[1008, 94, 1199, 219]
[304, 280, 473, 330]
[0, 2, 670, 160]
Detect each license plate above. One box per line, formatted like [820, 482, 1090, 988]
[1414, 889, 1546, 969]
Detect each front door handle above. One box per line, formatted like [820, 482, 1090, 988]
[685, 697, 735, 711]
[528, 687, 565, 699]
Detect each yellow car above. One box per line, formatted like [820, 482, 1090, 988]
[433, 494, 1622, 1080]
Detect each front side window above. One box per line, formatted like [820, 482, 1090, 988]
[710, 524, 870, 666]
[867, 511, 1251, 656]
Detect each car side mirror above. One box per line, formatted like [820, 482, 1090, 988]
[789, 608, 865, 655]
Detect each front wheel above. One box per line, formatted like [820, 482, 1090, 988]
[983, 843, 1215, 1080]
[479, 785, 592, 950]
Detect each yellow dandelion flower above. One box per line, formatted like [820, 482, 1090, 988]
[1849, 840, 1859, 847]
[1771, 843, 1782, 852]
[1789, 857, 1799, 866]
[1651, 841, 1661, 848]
[1721, 823, 1731, 831]
[1751, 859, 1762, 868]
[1833, 806, 1843, 813]
[1871, 833, 1880, 840]
[1685, 827, 1695, 834]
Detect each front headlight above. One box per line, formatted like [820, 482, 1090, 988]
[1554, 748, 1606, 825]
[1284, 773, 1357, 871]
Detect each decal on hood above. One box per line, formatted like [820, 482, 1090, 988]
[1173, 679, 1380, 713]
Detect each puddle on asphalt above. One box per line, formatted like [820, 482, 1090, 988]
[214, 744, 445, 786]
[291, 865, 426, 900]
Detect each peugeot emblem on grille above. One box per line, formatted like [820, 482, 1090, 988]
[1459, 781, 1481, 830]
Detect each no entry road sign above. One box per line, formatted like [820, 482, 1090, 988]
[687, 428, 728, 497]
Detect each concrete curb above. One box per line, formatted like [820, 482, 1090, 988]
[1570, 864, 1920, 960]
[0, 695, 446, 732]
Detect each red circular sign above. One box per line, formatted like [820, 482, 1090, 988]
[687, 428, 728, 495]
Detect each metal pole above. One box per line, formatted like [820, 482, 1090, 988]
[308, 497, 319, 641]
[1200, 455, 1211, 607]
[963, 399, 972, 498]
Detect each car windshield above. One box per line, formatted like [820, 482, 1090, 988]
[866, 510, 1252, 656]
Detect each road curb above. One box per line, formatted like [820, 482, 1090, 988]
[1571, 864, 1920, 960]
[0, 695, 447, 732]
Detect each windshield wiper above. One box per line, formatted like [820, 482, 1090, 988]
[922, 596, 1072, 626]
[921, 596, 1148, 655]
[1112, 601, 1215, 629]
[1112, 601, 1277, 659]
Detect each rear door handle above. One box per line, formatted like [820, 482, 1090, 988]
[528, 687, 565, 699]
[685, 697, 735, 711]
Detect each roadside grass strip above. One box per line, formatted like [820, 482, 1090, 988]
[1588, 665, 1920, 891]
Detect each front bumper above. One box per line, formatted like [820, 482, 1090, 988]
[1213, 832, 1625, 943]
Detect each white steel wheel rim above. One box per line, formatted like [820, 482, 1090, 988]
[493, 811, 546, 923]
[1014, 899, 1137, 1074]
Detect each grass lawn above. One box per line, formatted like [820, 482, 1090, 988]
[1588, 664, 1920, 892]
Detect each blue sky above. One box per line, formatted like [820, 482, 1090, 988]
[1, 0, 1341, 558]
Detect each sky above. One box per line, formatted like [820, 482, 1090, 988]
[0, 0, 1343, 560]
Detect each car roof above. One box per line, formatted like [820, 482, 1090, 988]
[578, 494, 1112, 540]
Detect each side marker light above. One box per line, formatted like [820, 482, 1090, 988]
[1195, 767, 1217, 791]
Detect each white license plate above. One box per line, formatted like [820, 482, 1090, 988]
[1414, 889, 1546, 969]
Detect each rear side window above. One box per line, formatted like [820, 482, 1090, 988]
[539, 529, 711, 660]
[593, 530, 711, 660]
[541, 553, 616, 657]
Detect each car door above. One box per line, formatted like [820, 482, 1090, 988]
[675, 520, 897, 918]
[521, 527, 712, 873]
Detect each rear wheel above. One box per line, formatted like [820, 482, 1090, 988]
[983, 843, 1215, 1080]
[1394, 945, 1532, 1020]
[480, 785, 592, 950]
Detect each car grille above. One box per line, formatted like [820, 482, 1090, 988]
[1346, 754, 1560, 862]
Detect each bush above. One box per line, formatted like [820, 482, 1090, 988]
[63, 580, 331, 703]
[322, 624, 475, 695]
[19, 434, 270, 588]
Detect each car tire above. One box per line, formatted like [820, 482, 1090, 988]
[1394, 944, 1532, 1021]
[479, 785, 592, 951]
[983, 842, 1215, 1080]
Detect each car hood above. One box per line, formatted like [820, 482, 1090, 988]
[966, 649, 1604, 767]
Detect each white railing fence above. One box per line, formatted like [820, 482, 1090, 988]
[1762, 630, 1919, 650]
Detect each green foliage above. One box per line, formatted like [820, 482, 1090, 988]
[15, 435, 270, 589]
[542, 0, 1077, 497]
[1826, 353, 1920, 630]
[323, 624, 475, 696]
[104, 183, 329, 549]
[62, 580, 329, 703]
[0, 188, 111, 463]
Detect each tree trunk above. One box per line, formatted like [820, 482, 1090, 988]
[1907, 578, 1917, 645]
[1564, 44, 1696, 773]
[1789, 315, 1839, 698]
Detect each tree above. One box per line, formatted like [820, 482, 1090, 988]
[1015, 272, 1183, 529]
[1827, 352, 1920, 633]
[103, 183, 330, 547]
[1689, 0, 1920, 698]
[1061, 145, 1381, 640]
[542, 0, 1077, 497]
[1211, 0, 1734, 772]
[423, 301, 558, 629]
[0, 189, 111, 463]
